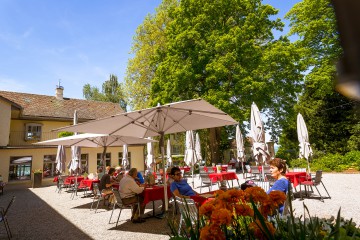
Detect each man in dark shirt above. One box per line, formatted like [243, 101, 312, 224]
[99, 167, 116, 204]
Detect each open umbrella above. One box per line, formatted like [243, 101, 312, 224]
[250, 103, 269, 180]
[297, 113, 313, 173]
[54, 98, 238, 211]
[36, 133, 157, 171]
[236, 125, 245, 177]
[167, 139, 172, 167]
[122, 144, 129, 169]
[195, 132, 202, 163]
[56, 145, 66, 174]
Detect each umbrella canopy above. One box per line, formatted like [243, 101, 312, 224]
[167, 139, 172, 166]
[56, 145, 66, 173]
[184, 130, 196, 166]
[195, 132, 202, 162]
[236, 125, 245, 176]
[297, 113, 313, 172]
[122, 145, 129, 169]
[54, 98, 238, 211]
[250, 102, 269, 165]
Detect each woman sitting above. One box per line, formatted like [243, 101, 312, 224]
[267, 158, 290, 214]
[170, 167, 198, 198]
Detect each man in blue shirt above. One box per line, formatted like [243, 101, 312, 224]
[170, 167, 197, 198]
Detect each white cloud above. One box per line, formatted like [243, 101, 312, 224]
[0, 77, 27, 92]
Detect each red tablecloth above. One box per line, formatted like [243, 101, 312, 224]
[191, 191, 216, 206]
[141, 185, 172, 206]
[204, 166, 228, 173]
[208, 172, 238, 183]
[179, 166, 191, 172]
[82, 179, 100, 190]
[65, 176, 84, 185]
[286, 172, 307, 187]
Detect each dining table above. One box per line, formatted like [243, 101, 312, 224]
[141, 185, 172, 218]
[286, 172, 308, 188]
[204, 165, 228, 173]
[208, 172, 239, 188]
[82, 179, 100, 190]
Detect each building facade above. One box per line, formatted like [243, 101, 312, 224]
[0, 87, 146, 184]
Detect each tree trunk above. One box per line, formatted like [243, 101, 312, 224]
[209, 127, 222, 164]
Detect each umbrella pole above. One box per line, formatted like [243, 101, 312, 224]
[241, 157, 245, 179]
[160, 133, 168, 212]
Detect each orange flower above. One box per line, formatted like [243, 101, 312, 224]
[199, 201, 215, 217]
[249, 219, 276, 240]
[211, 208, 232, 226]
[200, 224, 226, 240]
[268, 190, 286, 207]
[244, 186, 269, 204]
[234, 203, 254, 217]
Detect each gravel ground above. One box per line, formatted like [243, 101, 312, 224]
[0, 173, 359, 239]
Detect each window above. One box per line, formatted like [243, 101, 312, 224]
[97, 153, 111, 168]
[172, 145, 183, 155]
[81, 154, 89, 174]
[43, 155, 57, 178]
[118, 152, 131, 168]
[9, 156, 32, 181]
[25, 123, 42, 140]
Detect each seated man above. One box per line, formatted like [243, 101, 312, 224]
[99, 167, 116, 204]
[119, 168, 145, 223]
[170, 167, 198, 198]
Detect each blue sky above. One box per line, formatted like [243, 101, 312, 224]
[0, 0, 300, 100]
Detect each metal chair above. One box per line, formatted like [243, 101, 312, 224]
[199, 173, 218, 193]
[175, 196, 198, 235]
[253, 181, 270, 192]
[70, 179, 89, 199]
[109, 189, 140, 226]
[91, 183, 110, 213]
[299, 170, 331, 202]
[250, 166, 261, 180]
[0, 196, 15, 239]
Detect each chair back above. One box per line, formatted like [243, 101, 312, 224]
[254, 181, 270, 192]
[2, 196, 15, 217]
[93, 183, 101, 197]
[112, 189, 124, 207]
[262, 166, 271, 174]
[250, 166, 260, 174]
[58, 177, 64, 185]
[175, 196, 198, 222]
[313, 170, 323, 185]
[199, 166, 206, 173]
[200, 173, 211, 183]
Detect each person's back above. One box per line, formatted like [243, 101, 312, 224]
[99, 173, 110, 192]
[119, 172, 144, 199]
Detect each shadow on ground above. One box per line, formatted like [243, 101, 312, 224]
[0, 185, 93, 240]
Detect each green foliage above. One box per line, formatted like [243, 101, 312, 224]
[58, 131, 74, 138]
[310, 151, 360, 172]
[83, 74, 127, 110]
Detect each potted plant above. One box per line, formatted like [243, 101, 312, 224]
[32, 169, 43, 188]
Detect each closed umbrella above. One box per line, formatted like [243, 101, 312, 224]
[146, 138, 155, 171]
[55, 145, 66, 174]
[54, 98, 238, 211]
[69, 110, 81, 174]
[184, 130, 196, 187]
[195, 132, 202, 163]
[297, 113, 313, 173]
[236, 125, 245, 177]
[122, 144, 129, 170]
[167, 139, 172, 167]
[250, 103, 269, 180]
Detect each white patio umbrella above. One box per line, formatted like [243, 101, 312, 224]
[195, 132, 202, 163]
[55, 145, 66, 174]
[250, 102, 269, 180]
[166, 139, 172, 167]
[297, 113, 313, 173]
[54, 98, 238, 211]
[236, 125, 245, 177]
[146, 138, 155, 171]
[36, 133, 157, 170]
[122, 144, 129, 169]
[184, 130, 196, 187]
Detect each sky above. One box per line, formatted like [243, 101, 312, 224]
[0, 0, 301, 100]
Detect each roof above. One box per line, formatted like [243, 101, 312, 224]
[0, 90, 124, 121]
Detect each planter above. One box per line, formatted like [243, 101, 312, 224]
[32, 172, 42, 188]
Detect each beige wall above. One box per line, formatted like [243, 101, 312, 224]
[0, 145, 145, 183]
[0, 99, 11, 146]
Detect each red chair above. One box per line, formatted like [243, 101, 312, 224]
[299, 170, 331, 202]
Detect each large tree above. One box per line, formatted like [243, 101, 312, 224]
[279, 0, 360, 156]
[83, 74, 127, 110]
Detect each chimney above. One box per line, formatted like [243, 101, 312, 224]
[55, 80, 64, 100]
